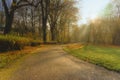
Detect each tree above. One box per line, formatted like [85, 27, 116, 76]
[40, 0, 50, 43]
[48, 0, 64, 41]
[48, 0, 78, 42]
[1, 0, 39, 34]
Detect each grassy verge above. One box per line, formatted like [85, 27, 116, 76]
[0, 46, 41, 80]
[0, 46, 40, 68]
[64, 44, 120, 72]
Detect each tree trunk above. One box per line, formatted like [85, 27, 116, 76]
[4, 13, 14, 34]
[50, 26, 56, 41]
[41, 11, 47, 43]
[40, 0, 50, 43]
[42, 20, 47, 43]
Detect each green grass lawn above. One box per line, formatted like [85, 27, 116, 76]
[65, 44, 120, 72]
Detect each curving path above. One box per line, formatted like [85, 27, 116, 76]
[10, 45, 120, 80]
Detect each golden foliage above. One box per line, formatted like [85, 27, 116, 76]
[66, 44, 84, 49]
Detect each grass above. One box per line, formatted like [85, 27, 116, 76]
[0, 46, 41, 80]
[65, 44, 120, 72]
[0, 46, 40, 68]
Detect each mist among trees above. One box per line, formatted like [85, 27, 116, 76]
[0, 0, 78, 43]
[72, 0, 120, 45]
[0, 0, 120, 45]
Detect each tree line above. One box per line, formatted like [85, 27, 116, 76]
[0, 0, 78, 43]
[75, 0, 120, 45]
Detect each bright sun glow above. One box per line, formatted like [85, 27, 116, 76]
[90, 15, 97, 21]
[89, 15, 98, 23]
[78, 0, 110, 25]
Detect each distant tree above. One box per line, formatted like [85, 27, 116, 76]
[48, 0, 78, 42]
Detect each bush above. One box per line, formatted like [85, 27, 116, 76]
[31, 40, 41, 46]
[45, 41, 57, 44]
[0, 35, 31, 52]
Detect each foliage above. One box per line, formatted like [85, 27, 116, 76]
[30, 40, 41, 46]
[65, 44, 120, 72]
[1, 0, 79, 43]
[72, 1, 120, 45]
[0, 35, 31, 52]
[100, 3, 113, 17]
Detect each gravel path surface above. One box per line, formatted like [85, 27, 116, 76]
[10, 45, 120, 80]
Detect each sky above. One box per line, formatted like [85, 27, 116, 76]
[0, 0, 12, 11]
[0, 0, 110, 25]
[78, 0, 110, 25]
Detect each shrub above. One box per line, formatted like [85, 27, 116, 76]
[0, 35, 31, 52]
[45, 41, 57, 44]
[31, 40, 41, 46]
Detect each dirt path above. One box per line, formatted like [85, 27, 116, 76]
[9, 45, 120, 80]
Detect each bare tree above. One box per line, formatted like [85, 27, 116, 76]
[40, 0, 50, 43]
[1, 0, 40, 34]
